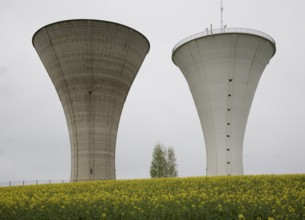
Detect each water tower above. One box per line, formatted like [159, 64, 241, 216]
[33, 19, 150, 181]
[172, 28, 276, 176]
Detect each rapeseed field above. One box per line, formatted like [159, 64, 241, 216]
[0, 174, 304, 219]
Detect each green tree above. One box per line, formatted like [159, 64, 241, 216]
[166, 147, 178, 177]
[150, 144, 167, 178]
[150, 143, 178, 178]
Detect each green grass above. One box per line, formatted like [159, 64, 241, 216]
[0, 174, 304, 219]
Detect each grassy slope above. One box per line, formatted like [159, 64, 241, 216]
[0, 174, 304, 219]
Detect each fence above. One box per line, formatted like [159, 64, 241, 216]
[172, 27, 276, 53]
[0, 179, 70, 187]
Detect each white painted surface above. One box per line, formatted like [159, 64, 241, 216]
[173, 31, 275, 176]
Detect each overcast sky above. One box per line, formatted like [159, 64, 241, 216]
[0, 0, 305, 182]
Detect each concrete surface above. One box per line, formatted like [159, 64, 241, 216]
[172, 29, 275, 176]
[33, 19, 150, 181]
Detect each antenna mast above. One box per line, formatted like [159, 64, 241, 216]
[220, 0, 224, 29]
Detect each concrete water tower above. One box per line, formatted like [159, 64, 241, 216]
[33, 19, 150, 181]
[172, 28, 276, 176]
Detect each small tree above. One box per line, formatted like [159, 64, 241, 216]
[150, 143, 178, 178]
[166, 147, 178, 177]
[150, 144, 167, 178]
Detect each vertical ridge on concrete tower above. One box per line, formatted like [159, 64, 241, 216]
[172, 28, 275, 176]
[33, 19, 150, 181]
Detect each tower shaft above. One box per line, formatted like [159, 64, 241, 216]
[172, 29, 275, 176]
[33, 20, 149, 181]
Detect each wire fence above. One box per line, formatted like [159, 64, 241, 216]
[0, 179, 70, 187]
[172, 27, 276, 53]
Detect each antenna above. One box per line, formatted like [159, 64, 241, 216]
[220, 0, 224, 29]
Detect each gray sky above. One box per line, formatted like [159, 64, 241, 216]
[0, 0, 305, 182]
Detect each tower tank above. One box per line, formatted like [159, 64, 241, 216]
[33, 19, 150, 181]
[172, 28, 276, 176]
